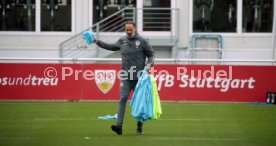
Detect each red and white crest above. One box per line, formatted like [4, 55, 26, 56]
[135, 40, 141, 48]
[95, 70, 116, 94]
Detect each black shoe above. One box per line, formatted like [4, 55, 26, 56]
[111, 125, 122, 135]
[137, 122, 143, 135]
[137, 128, 143, 135]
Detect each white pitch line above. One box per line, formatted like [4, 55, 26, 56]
[33, 118, 223, 122]
[159, 118, 224, 122]
[152, 137, 240, 141]
[33, 118, 98, 121]
[0, 137, 36, 140]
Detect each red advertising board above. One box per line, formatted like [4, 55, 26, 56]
[0, 63, 276, 102]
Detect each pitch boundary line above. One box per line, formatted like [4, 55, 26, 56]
[0, 137, 36, 140]
[33, 118, 98, 121]
[32, 118, 224, 121]
[152, 137, 240, 141]
[32, 118, 226, 121]
[159, 118, 224, 121]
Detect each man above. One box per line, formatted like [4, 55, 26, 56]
[94, 21, 155, 135]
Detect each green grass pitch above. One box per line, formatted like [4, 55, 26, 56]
[0, 101, 276, 146]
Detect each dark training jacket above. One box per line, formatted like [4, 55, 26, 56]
[96, 33, 155, 80]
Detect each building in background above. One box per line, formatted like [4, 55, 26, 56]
[0, 0, 275, 64]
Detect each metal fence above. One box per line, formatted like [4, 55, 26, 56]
[0, 57, 275, 65]
[59, 7, 179, 59]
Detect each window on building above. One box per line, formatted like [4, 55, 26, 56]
[0, 0, 36, 31]
[243, 0, 273, 33]
[193, 0, 237, 33]
[143, 0, 171, 31]
[93, 0, 136, 24]
[41, 0, 71, 31]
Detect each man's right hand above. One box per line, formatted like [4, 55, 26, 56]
[94, 38, 99, 44]
[145, 64, 151, 70]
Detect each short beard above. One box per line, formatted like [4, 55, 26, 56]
[127, 32, 135, 38]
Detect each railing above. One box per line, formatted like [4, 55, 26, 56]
[59, 7, 136, 59]
[59, 7, 179, 59]
[138, 8, 179, 36]
[187, 34, 224, 64]
[92, 9, 136, 32]
[0, 57, 275, 65]
[188, 34, 224, 59]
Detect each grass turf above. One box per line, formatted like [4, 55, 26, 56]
[0, 102, 276, 146]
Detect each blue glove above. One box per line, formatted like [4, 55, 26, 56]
[82, 31, 94, 45]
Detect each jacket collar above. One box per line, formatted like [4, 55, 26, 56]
[127, 32, 139, 40]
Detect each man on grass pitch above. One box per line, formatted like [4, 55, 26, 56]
[93, 21, 155, 135]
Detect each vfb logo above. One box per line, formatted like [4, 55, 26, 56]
[95, 70, 116, 94]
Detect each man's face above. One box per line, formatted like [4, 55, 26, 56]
[125, 24, 136, 38]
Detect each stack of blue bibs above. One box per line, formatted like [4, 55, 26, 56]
[130, 67, 162, 122]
